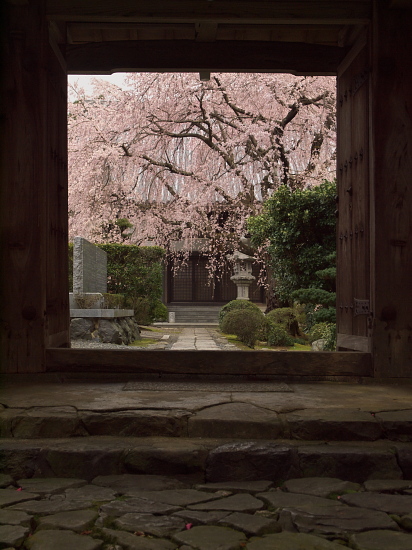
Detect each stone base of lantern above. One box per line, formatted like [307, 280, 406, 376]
[230, 275, 256, 301]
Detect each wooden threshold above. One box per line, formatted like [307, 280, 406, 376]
[46, 349, 373, 378]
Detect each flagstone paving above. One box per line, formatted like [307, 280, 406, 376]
[1, 475, 412, 549]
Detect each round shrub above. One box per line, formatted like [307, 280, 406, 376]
[312, 307, 336, 324]
[219, 300, 263, 330]
[265, 319, 294, 347]
[265, 307, 300, 336]
[220, 308, 265, 348]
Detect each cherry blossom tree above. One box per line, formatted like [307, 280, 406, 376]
[68, 72, 336, 265]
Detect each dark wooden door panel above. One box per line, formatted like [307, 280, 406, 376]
[336, 43, 370, 350]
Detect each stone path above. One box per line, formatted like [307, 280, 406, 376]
[2, 474, 412, 549]
[168, 327, 237, 351]
[72, 327, 238, 351]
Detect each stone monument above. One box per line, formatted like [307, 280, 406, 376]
[73, 236, 107, 294]
[70, 237, 140, 344]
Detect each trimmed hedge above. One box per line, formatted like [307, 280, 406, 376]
[218, 299, 263, 330]
[221, 308, 265, 348]
[264, 319, 294, 347]
[265, 307, 300, 337]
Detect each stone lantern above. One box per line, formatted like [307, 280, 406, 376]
[228, 251, 256, 300]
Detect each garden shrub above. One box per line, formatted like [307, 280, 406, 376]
[152, 300, 168, 322]
[219, 299, 263, 330]
[265, 319, 294, 347]
[265, 307, 300, 337]
[102, 293, 125, 309]
[248, 180, 337, 303]
[312, 307, 336, 324]
[129, 297, 153, 326]
[309, 322, 336, 351]
[221, 308, 265, 348]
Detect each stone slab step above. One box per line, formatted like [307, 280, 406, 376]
[0, 436, 410, 483]
[166, 306, 222, 323]
[1, 403, 411, 442]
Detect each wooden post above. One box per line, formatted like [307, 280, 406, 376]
[0, 0, 69, 373]
[370, 1, 412, 376]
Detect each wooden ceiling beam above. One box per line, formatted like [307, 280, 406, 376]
[65, 39, 346, 76]
[390, 0, 412, 7]
[67, 22, 345, 46]
[195, 22, 218, 42]
[47, 0, 371, 25]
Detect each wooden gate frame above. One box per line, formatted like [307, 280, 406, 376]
[1, 1, 411, 379]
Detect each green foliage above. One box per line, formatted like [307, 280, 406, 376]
[115, 218, 133, 231]
[152, 300, 168, 322]
[312, 307, 336, 324]
[129, 296, 152, 326]
[219, 299, 263, 330]
[221, 308, 265, 348]
[292, 288, 336, 308]
[291, 249, 336, 331]
[115, 218, 134, 240]
[265, 307, 300, 336]
[98, 244, 165, 324]
[309, 322, 337, 351]
[248, 180, 336, 303]
[102, 293, 125, 309]
[265, 320, 294, 347]
[315, 266, 336, 282]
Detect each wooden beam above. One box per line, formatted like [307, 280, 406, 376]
[390, 0, 412, 8]
[66, 40, 346, 75]
[195, 22, 218, 42]
[337, 334, 371, 353]
[46, 349, 373, 378]
[67, 22, 195, 43]
[49, 25, 67, 72]
[67, 22, 345, 47]
[47, 0, 371, 25]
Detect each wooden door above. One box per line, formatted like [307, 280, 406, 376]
[336, 41, 371, 352]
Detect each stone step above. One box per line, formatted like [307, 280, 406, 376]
[166, 306, 222, 323]
[0, 436, 410, 483]
[1, 403, 410, 442]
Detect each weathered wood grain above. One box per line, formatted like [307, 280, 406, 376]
[370, 4, 412, 376]
[45, 38, 70, 351]
[46, 349, 373, 378]
[67, 22, 345, 47]
[0, 1, 48, 372]
[66, 40, 346, 75]
[337, 333, 370, 352]
[336, 39, 370, 346]
[47, 1, 371, 25]
[0, 0, 70, 373]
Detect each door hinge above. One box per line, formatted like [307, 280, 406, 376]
[354, 299, 370, 316]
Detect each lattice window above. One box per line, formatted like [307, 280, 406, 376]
[172, 262, 193, 301]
